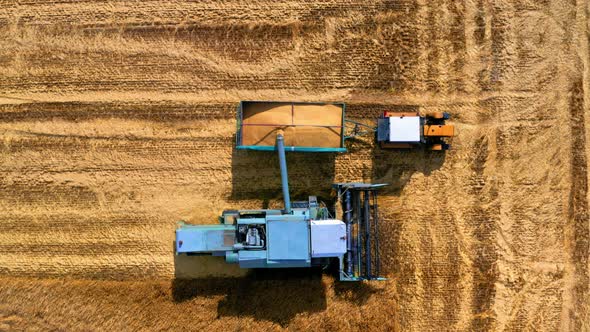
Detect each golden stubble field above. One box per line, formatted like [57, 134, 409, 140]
[0, 1, 588, 331]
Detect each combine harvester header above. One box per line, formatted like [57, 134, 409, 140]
[176, 101, 454, 281]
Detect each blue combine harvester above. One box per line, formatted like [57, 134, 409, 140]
[176, 131, 386, 281]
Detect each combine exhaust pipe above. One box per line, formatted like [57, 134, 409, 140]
[276, 133, 291, 214]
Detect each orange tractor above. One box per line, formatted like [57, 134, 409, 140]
[376, 111, 455, 150]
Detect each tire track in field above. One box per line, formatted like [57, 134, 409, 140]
[567, 78, 589, 332]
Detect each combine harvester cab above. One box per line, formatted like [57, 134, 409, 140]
[176, 101, 454, 281]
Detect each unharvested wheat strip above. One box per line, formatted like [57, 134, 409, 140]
[0, 254, 173, 276]
[0, 231, 163, 245]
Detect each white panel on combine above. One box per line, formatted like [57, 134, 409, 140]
[310, 219, 347, 258]
[389, 116, 421, 142]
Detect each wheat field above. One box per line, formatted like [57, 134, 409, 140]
[0, 1, 588, 331]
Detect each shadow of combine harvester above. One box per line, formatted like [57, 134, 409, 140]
[172, 269, 325, 325]
[172, 267, 380, 326]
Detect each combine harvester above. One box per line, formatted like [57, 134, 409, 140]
[176, 101, 454, 281]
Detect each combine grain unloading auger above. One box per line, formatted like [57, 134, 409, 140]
[176, 101, 454, 281]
